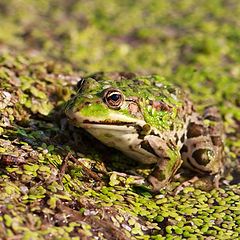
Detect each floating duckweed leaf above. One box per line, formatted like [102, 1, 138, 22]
[5, 183, 21, 195]
[47, 196, 57, 209]
[30, 87, 47, 99]
[3, 214, 13, 227]
[0, 147, 6, 153]
[22, 231, 40, 240]
[20, 76, 34, 91]
[28, 186, 46, 200]
[109, 173, 120, 186]
[30, 101, 54, 116]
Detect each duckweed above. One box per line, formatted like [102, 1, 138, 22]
[0, 0, 239, 239]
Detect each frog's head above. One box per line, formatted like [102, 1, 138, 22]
[65, 72, 147, 129]
[66, 72, 179, 129]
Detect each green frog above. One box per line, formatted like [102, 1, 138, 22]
[65, 72, 224, 191]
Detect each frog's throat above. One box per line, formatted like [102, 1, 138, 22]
[81, 123, 159, 164]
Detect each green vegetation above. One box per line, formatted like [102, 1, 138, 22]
[0, 0, 239, 239]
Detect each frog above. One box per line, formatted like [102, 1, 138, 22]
[65, 72, 224, 191]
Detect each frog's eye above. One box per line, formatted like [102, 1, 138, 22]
[103, 88, 124, 109]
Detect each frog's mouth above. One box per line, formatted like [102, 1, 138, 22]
[82, 119, 136, 127]
[66, 111, 145, 129]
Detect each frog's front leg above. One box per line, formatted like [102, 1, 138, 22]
[143, 135, 182, 191]
[180, 106, 224, 185]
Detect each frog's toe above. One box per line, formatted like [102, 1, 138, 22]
[147, 175, 167, 192]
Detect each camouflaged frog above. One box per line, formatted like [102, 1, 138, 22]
[65, 72, 224, 191]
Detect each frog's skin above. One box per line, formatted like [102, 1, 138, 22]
[65, 72, 224, 191]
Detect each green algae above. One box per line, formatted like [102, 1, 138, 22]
[0, 0, 239, 239]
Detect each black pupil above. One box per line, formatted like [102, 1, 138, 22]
[109, 93, 120, 101]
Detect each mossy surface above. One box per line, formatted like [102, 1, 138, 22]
[0, 1, 239, 239]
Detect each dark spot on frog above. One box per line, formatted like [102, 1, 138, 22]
[180, 144, 188, 153]
[135, 125, 154, 139]
[211, 136, 222, 146]
[149, 100, 172, 112]
[152, 169, 166, 181]
[180, 134, 185, 143]
[128, 102, 143, 119]
[186, 156, 211, 174]
[168, 139, 176, 150]
[187, 122, 205, 138]
[192, 149, 213, 166]
[170, 124, 175, 131]
[174, 132, 182, 144]
[135, 125, 145, 139]
[140, 140, 159, 157]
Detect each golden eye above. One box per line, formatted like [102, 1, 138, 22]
[103, 88, 124, 109]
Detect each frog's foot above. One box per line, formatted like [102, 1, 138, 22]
[147, 175, 169, 192]
[146, 150, 182, 192]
